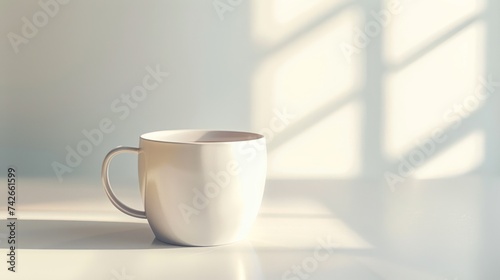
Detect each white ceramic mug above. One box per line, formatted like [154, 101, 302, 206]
[101, 130, 267, 246]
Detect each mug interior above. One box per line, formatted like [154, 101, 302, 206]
[140, 130, 263, 144]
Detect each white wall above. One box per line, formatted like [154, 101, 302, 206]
[1, 0, 254, 186]
[1, 0, 499, 190]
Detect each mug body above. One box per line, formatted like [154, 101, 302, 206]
[138, 130, 266, 246]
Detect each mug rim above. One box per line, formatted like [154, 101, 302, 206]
[140, 129, 265, 145]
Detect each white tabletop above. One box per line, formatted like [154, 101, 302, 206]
[1, 177, 498, 279]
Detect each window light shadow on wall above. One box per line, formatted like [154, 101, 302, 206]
[250, 0, 489, 180]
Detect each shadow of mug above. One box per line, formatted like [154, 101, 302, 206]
[0, 219, 162, 250]
[0, 219, 265, 279]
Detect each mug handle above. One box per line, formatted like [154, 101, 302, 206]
[101, 146, 147, 219]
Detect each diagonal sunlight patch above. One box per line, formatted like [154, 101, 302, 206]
[414, 130, 484, 178]
[252, 194, 372, 249]
[251, 216, 372, 249]
[252, 4, 361, 130]
[251, 214, 372, 250]
[252, 3, 362, 179]
[384, 21, 486, 159]
[252, 0, 353, 48]
[268, 100, 361, 179]
[385, 0, 485, 65]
